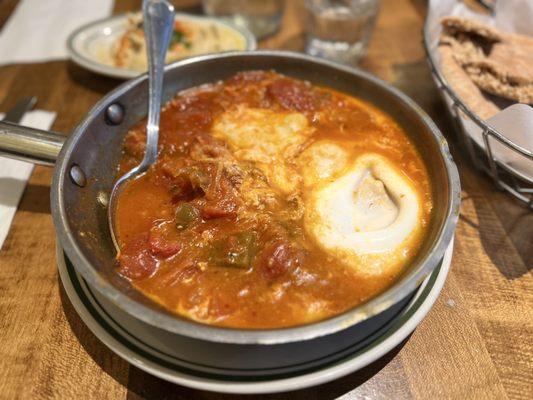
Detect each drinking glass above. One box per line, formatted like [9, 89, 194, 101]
[202, 0, 284, 39]
[305, 0, 380, 65]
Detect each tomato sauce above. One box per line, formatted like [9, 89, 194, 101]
[115, 71, 432, 329]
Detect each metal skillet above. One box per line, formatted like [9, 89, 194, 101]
[0, 52, 460, 356]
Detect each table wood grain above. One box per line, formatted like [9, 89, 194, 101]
[0, 0, 531, 399]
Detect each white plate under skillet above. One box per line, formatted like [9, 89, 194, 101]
[57, 239, 453, 395]
[66, 13, 257, 80]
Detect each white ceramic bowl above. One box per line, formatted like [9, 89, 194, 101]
[67, 13, 256, 79]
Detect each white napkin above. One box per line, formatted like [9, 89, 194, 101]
[462, 105, 533, 178]
[0, 0, 113, 66]
[0, 110, 57, 249]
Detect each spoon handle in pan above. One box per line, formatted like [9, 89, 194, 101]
[141, 0, 175, 168]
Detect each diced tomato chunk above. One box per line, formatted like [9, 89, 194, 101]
[267, 79, 321, 112]
[194, 170, 240, 219]
[200, 198, 238, 219]
[118, 233, 158, 280]
[258, 241, 305, 280]
[149, 221, 182, 258]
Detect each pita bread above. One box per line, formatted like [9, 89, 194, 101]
[438, 41, 500, 119]
[440, 17, 533, 104]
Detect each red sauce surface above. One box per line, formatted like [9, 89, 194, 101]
[115, 71, 432, 328]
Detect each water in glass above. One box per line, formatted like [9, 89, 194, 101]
[305, 0, 380, 65]
[202, 0, 284, 39]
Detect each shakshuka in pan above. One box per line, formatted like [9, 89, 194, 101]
[114, 71, 433, 329]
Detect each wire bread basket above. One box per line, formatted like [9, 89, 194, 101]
[422, 13, 533, 209]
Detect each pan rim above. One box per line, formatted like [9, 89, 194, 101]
[51, 50, 460, 344]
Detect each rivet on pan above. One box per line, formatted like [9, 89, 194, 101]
[105, 103, 125, 125]
[70, 165, 87, 187]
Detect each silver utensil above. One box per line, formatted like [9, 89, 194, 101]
[108, 0, 175, 251]
[2, 97, 37, 123]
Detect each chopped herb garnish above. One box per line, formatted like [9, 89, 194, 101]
[170, 29, 192, 49]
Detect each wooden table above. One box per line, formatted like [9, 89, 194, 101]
[0, 0, 531, 398]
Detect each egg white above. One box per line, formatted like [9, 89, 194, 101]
[212, 106, 313, 194]
[305, 153, 422, 276]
